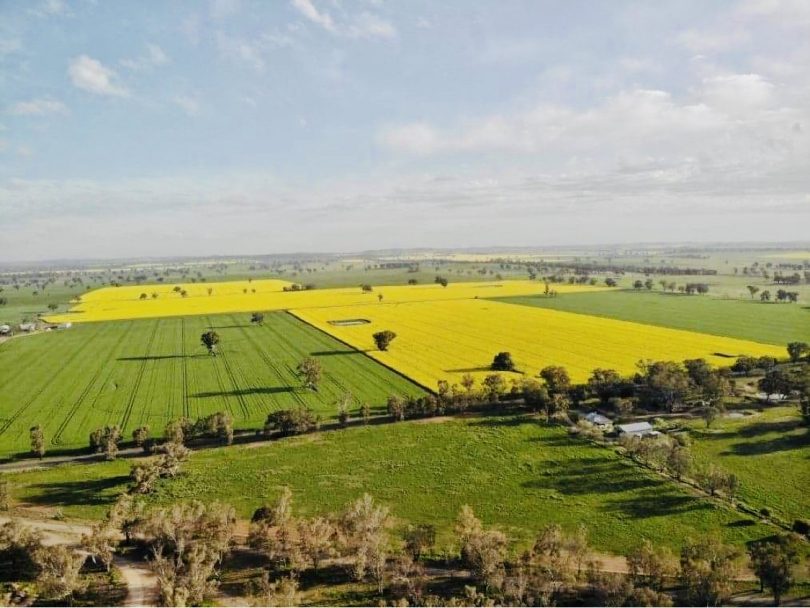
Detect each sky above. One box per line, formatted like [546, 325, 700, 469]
[1, 0, 809, 261]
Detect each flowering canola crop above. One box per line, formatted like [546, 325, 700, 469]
[45, 280, 605, 323]
[291, 299, 784, 387]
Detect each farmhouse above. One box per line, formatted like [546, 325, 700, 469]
[19, 322, 36, 332]
[617, 421, 659, 438]
[0, 324, 10, 335]
[584, 411, 613, 430]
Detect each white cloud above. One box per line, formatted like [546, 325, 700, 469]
[377, 122, 440, 155]
[68, 55, 129, 97]
[173, 95, 201, 116]
[345, 12, 397, 40]
[120, 44, 169, 71]
[29, 0, 68, 17]
[8, 97, 69, 116]
[291, 0, 336, 32]
[676, 28, 750, 53]
[0, 37, 22, 56]
[215, 33, 266, 71]
[290, 0, 396, 39]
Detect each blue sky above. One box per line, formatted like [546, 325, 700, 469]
[1, 0, 809, 261]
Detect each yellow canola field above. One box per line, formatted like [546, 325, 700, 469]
[46, 280, 606, 323]
[291, 299, 785, 387]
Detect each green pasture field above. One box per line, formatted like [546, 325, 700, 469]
[0, 312, 421, 458]
[497, 290, 809, 346]
[7, 416, 775, 555]
[686, 406, 810, 525]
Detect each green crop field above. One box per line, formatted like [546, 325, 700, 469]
[7, 416, 775, 555]
[686, 407, 810, 525]
[0, 312, 421, 458]
[497, 290, 809, 346]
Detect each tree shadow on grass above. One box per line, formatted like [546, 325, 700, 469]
[23, 475, 130, 509]
[523, 457, 713, 519]
[523, 457, 661, 496]
[724, 432, 809, 456]
[117, 354, 204, 362]
[191, 386, 295, 398]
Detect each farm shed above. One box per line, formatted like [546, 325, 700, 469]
[617, 421, 658, 438]
[19, 323, 36, 332]
[0, 324, 10, 335]
[585, 412, 613, 429]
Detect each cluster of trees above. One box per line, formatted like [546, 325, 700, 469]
[234, 490, 802, 607]
[0, 519, 88, 604]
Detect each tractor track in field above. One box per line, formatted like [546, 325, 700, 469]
[219, 348, 250, 418]
[236, 323, 308, 409]
[0, 325, 107, 438]
[52, 322, 136, 445]
[181, 318, 189, 419]
[119, 320, 159, 432]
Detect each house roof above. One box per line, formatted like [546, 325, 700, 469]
[617, 421, 654, 433]
[585, 412, 612, 425]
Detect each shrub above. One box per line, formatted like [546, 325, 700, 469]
[264, 407, 320, 436]
[490, 352, 515, 372]
[792, 519, 810, 536]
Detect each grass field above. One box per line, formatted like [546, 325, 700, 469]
[0, 312, 421, 458]
[6, 416, 775, 554]
[45, 280, 606, 324]
[292, 299, 785, 386]
[498, 290, 809, 346]
[686, 407, 810, 525]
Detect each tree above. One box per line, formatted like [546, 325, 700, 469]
[627, 539, 675, 590]
[387, 395, 405, 421]
[0, 476, 9, 511]
[702, 405, 721, 428]
[761, 289, 771, 302]
[250, 312, 265, 326]
[336, 392, 352, 427]
[340, 494, 391, 583]
[638, 361, 691, 412]
[264, 407, 320, 436]
[747, 285, 760, 299]
[360, 402, 372, 425]
[250, 573, 300, 607]
[787, 341, 809, 363]
[90, 425, 122, 460]
[34, 544, 85, 603]
[491, 352, 515, 371]
[200, 330, 220, 355]
[588, 368, 624, 404]
[81, 521, 118, 572]
[482, 373, 506, 401]
[539, 365, 571, 395]
[144, 501, 236, 606]
[29, 425, 45, 459]
[679, 536, 741, 606]
[132, 425, 150, 448]
[403, 524, 436, 561]
[749, 535, 800, 606]
[372, 330, 397, 351]
[633, 280, 644, 289]
[460, 373, 476, 394]
[299, 517, 336, 572]
[455, 505, 507, 593]
[759, 369, 792, 402]
[296, 357, 322, 390]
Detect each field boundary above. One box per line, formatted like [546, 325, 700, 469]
[285, 309, 435, 394]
